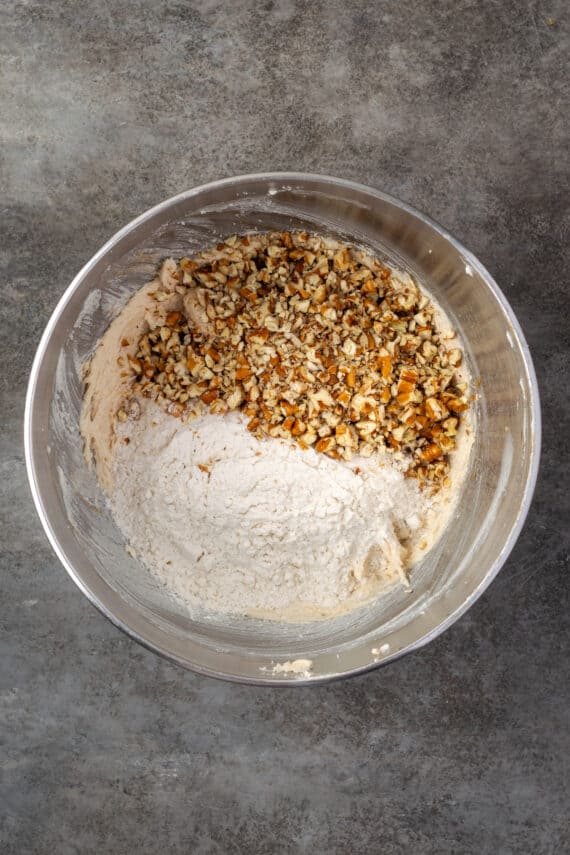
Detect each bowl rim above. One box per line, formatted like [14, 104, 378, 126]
[24, 171, 542, 685]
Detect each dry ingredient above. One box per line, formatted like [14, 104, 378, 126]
[118, 232, 470, 489]
[111, 403, 435, 616]
[83, 231, 473, 619]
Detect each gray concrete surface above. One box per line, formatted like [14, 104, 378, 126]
[1, 1, 569, 852]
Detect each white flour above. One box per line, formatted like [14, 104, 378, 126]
[111, 402, 432, 616]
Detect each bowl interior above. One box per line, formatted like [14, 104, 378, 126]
[26, 175, 539, 683]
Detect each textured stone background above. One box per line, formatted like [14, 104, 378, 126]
[1, 1, 568, 853]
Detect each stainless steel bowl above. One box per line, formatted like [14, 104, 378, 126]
[24, 173, 541, 684]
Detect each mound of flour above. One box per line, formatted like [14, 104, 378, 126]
[111, 404, 429, 615]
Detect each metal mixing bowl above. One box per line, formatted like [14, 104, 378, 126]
[24, 173, 540, 684]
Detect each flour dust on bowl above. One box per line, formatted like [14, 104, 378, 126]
[24, 174, 540, 684]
